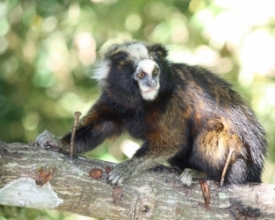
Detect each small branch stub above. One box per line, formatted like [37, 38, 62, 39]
[220, 148, 234, 187]
[199, 180, 210, 209]
[69, 111, 82, 159]
[112, 186, 123, 205]
[35, 169, 53, 186]
[89, 168, 103, 180]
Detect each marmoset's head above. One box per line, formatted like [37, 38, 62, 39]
[93, 42, 169, 102]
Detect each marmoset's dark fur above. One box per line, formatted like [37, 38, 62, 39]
[37, 41, 266, 186]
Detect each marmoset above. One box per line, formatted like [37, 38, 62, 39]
[36, 41, 266, 186]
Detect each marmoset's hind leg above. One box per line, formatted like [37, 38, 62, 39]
[179, 146, 240, 187]
[180, 149, 236, 187]
[180, 121, 248, 187]
[168, 153, 208, 187]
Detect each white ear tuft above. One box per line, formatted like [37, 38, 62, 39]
[92, 60, 110, 87]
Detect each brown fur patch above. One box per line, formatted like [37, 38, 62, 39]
[81, 111, 100, 127]
[81, 105, 116, 127]
[195, 118, 243, 169]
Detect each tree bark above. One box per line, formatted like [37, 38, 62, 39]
[0, 141, 274, 220]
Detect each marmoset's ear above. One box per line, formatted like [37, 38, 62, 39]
[147, 43, 168, 59]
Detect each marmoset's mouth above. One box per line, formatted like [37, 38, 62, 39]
[142, 88, 157, 93]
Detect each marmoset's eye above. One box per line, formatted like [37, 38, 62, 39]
[138, 72, 145, 79]
[152, 68, 159, 75]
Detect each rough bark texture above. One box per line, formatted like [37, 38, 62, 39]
[0, 141, 275, 219]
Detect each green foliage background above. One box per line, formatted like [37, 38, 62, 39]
[0, 0, 275, 219]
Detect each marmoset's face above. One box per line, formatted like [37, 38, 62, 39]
[133, 58, 160, 100]
[93, 42, 167, 102]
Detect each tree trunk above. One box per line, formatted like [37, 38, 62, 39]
[0, 141, 274, 219]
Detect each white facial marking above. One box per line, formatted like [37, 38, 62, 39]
[121, 43, 149, 61]
[139, 84, 160, 100]
[137, 59, 156, 76]
[136, 59, 160, 101]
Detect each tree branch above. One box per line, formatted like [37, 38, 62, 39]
[0, 141, 274, 219]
